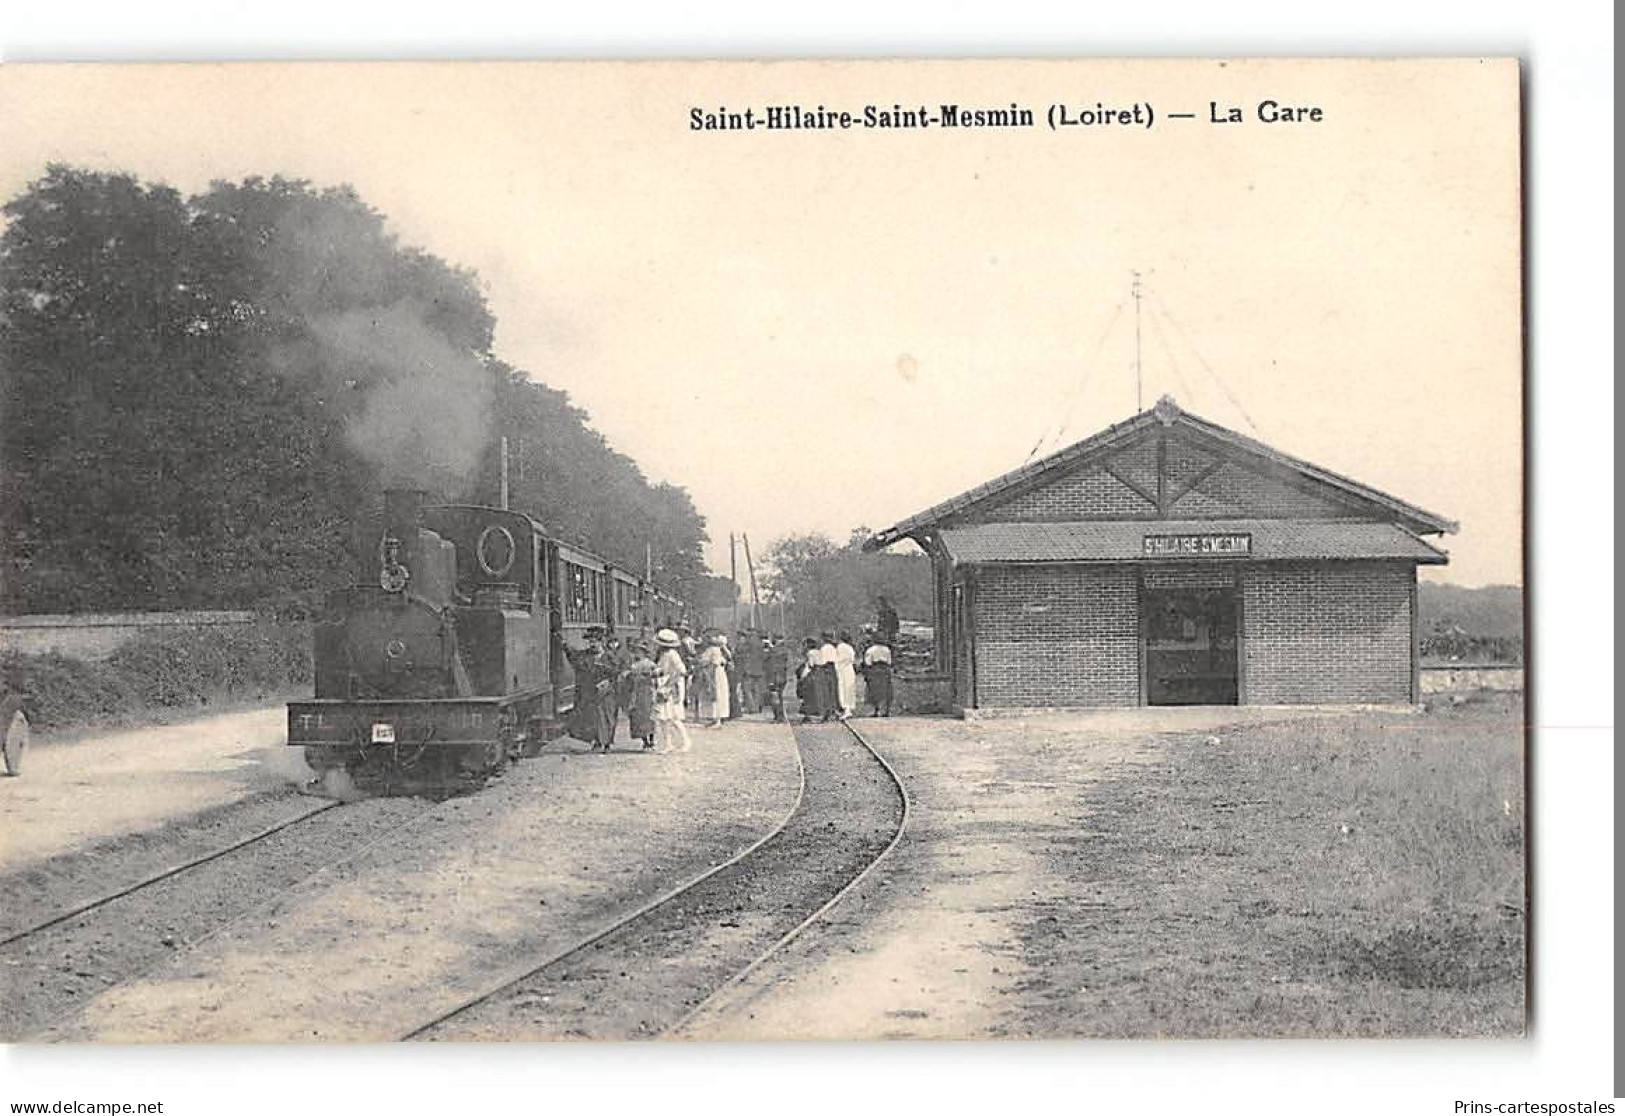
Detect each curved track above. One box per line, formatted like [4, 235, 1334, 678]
[406, 718, 909, 1041]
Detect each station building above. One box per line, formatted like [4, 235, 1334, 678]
[864, 397, 1455, 711]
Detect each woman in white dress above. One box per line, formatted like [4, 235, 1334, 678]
[697, 633, 731, 728]
[834, 630, 858, 719]
[652, 629, 692, 754]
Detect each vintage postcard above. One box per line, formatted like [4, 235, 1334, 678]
[0, 58, 1523, 1044]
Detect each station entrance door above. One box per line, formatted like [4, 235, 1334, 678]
[1141, 572, 1240, 706]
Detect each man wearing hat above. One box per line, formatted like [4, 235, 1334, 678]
[737, 629, 766, 717]
[763, 634, 788, 723]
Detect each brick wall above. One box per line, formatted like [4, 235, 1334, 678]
[963, 431, 1361, 525]
[968, 565, 1139, 707]
[1172, 462, 1358, 519]
[1243, 561, 1414, 704]
[973, 468, 1153, 521]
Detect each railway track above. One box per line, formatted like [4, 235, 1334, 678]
[0, 800, 341, 949]
[1, 795, 433, 1040]
[405, 717, 909, 1041]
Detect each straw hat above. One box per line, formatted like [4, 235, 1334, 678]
[655, 628, 681, 649]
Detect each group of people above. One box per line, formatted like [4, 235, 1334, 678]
[565, 597, 904, 751]
[793, 628, 895, 722]
[565, 630, 678, 754]
[563, 624, 793, 754]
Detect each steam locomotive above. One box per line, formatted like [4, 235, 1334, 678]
[288, 489, 687, 796]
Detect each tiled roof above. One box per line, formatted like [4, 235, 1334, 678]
[937, 519, 1449, 565]
[864, 397, 1457, 550]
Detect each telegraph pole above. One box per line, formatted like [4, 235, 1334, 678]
[729, 532, 739, 630]
[742, 533, 761, 629]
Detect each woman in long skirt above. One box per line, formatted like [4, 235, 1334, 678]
[652, 629, 691, 754]
[815, 633, 839, 723]
[796, 638, 821, 723]
[626, 643, 658, 750]
[863, 637, 894, 717]
[834, 630, 858, 719]
[568, 635, 615, 751]
[697, 634, 731, 727]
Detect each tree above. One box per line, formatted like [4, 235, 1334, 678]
[760, 530, 932, 639]
[484, 366, 711, 588]
[1, 166, 714, 614]
[2, 167, 207, 608]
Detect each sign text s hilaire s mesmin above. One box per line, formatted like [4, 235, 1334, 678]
[1142, 534, 1254, 557]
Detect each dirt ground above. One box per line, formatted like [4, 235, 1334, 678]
[420, 722, 901, 1042]
[688, 700, 1524, 1039]
[6, 696, 1523, 1043]
[34, 717, 799, 1042]
[0, 706, 307, 872]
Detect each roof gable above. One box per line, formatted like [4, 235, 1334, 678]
[865, 396, 1456, 550]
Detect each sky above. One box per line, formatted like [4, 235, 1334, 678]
[0, 59, 1523, 585]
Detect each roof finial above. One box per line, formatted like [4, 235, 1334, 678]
[1153, 394, 1180, 424]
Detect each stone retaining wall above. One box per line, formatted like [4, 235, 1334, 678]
[0, 611, 257, 660]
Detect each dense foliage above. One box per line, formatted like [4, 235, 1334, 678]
[1, 166, 710, 615]
[2, 621, 311, 730]
[759, 530, 932, 640]
[1417, 583, 1523, 664]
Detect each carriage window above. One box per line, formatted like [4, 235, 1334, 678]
[567, 564, 590, 623]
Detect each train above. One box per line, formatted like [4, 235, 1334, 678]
[288, 489, 688, 796]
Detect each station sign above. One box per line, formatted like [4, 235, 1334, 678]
[1142, 533, 1253, 558]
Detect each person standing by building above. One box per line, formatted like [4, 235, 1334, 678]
[698, 633, 732, 728]
[863, 637, 895, 717]
[834, 631, 858, 719]
[652, 629, 691, 754]
[876, 596, 901, 646]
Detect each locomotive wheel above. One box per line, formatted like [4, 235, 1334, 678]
[1, 698, 29, 777]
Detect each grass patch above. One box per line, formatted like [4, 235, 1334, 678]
[2, 621, 311, 734]
[1018, 695, 1525, 1036]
